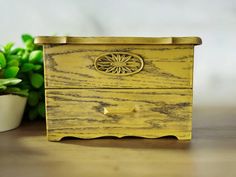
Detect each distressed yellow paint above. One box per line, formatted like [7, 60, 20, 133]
[43, 44, 194, 88]
[46, 89, 192, 141]
[35, 36, 201, 141]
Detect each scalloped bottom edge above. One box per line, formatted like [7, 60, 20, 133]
[47, 132, 191, 141]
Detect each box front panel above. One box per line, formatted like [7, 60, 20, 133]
[44, 44, 194, 89]
[45, 89, 192, 141]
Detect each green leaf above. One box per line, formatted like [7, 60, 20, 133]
[0, 78, 21, 85]
[29, 50, 42, 63]
[0, 85, 7, 90]
[17, 50, 24, 56]
[21, 50, 29, 62]
[28, 91, 39, 106]
[33, 64, 42, 71]
[37, 102, 45, 117]
[21, 34, 34, 43]
[21, 63, 34, 72]
[22, 34, 35, 51]
[3, 66, 19, 78]
[10, 48, 23, 55]
[7, 59, 19, 67]
[25, 40, 35, 51]
[0, 78, 22, 92]
[0, 52, 6, 68]
[3, 42, 14, 54]
[7, 55, 20, 61]
[4, 87, 28, 97]
[30, 73, 43, 88]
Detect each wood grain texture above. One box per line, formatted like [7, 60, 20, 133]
[43, 44, 194, 88]
[45, 89, 192, 141]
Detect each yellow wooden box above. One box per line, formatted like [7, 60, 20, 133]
[35, 36, 202, 141]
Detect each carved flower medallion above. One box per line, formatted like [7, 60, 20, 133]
[94, 52, 144, 75]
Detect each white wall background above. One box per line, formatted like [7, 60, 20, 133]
[0, 0, 236, 107]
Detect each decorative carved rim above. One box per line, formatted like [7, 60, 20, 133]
[94, 52, 144, 76]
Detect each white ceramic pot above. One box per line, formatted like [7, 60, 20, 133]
[0, 95, 27, 132]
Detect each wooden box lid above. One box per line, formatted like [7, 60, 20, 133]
[34, 36, 202, 45]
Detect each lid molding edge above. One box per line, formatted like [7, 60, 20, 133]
[34, 36, 202, 45]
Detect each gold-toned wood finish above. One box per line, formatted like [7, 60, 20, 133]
[35, 36, 202, 45]
[43, 44, 194, 88]
[36, 36, 201, 141]
[94, 52, 144, 76]
[45, 89, 192, 141]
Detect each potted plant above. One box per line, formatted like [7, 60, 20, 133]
[0, 78, 28, 132]
[0, 34, 45, 131]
